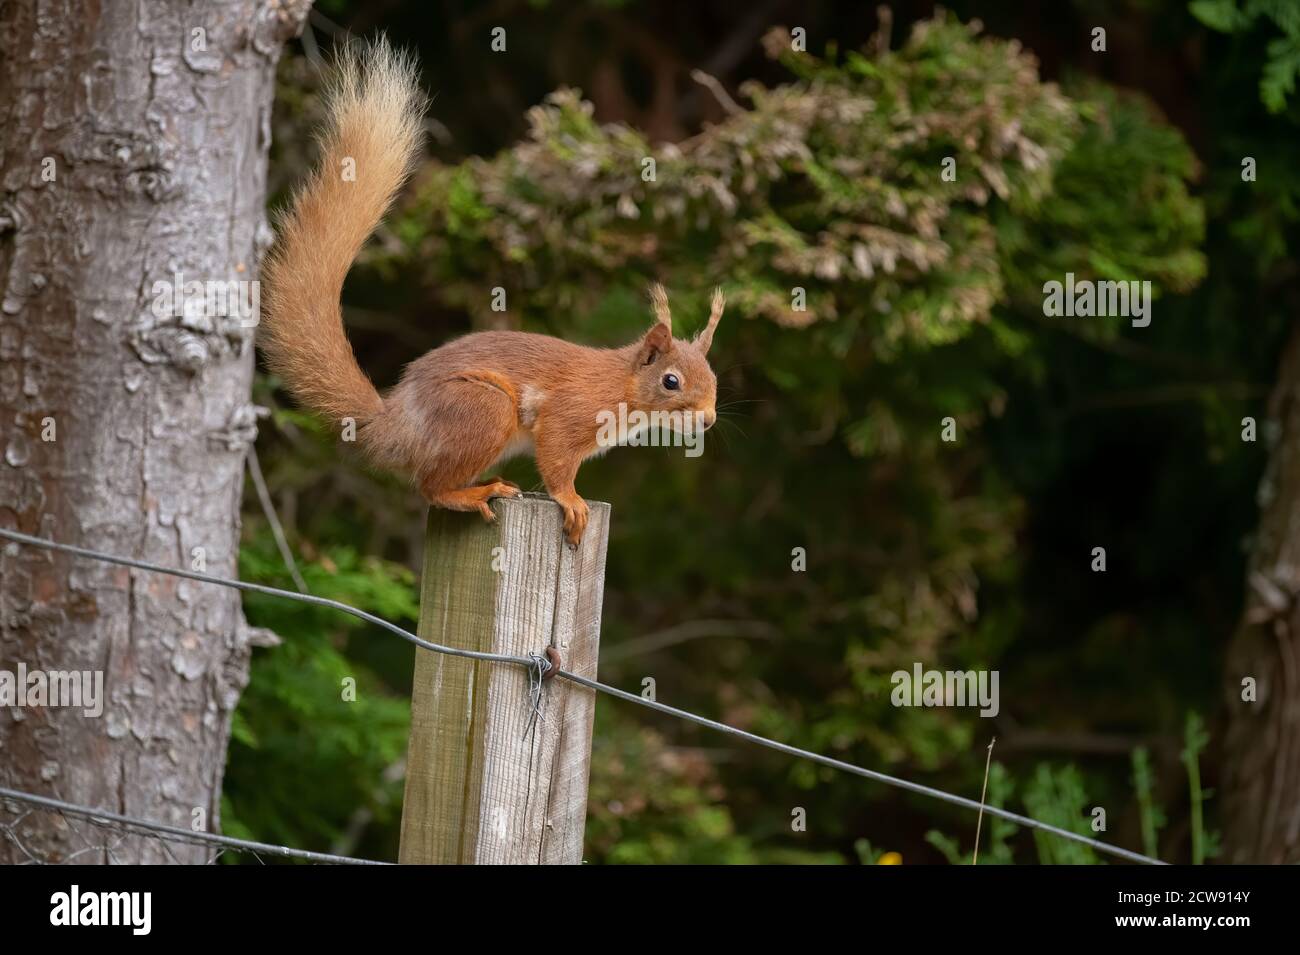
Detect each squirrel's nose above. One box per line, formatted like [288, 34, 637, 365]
[700, 409, 716, 430]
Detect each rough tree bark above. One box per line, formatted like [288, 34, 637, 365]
[0, 0, 309, 863]
[1222, 322, 1300, 863]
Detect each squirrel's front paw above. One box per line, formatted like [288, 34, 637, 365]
[556, 495, 589, 548]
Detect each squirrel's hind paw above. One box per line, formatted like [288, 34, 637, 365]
[482, 480, 521, 501]
[479, 475, 521, 492]
[424, 481, 519, 524]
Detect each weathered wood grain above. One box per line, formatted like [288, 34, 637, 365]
[399, 494, 608, 864]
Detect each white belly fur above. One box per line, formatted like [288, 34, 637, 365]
[487, 386, 543, 472]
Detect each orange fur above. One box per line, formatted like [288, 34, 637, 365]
[258, 43, 724, 546]
[260, 38, 426, 425]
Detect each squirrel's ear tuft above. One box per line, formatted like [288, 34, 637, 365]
[637, 321, 672, 366]
[695, 287, 725, 355]
[649, 283, 672, 333]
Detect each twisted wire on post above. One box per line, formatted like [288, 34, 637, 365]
[524, 650, 553, 738]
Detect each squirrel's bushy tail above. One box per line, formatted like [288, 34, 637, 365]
[259, 37, 426, 425]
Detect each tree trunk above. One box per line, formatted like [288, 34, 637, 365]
[1222, 321, 1300, 863]
[0, 0, 308, 863]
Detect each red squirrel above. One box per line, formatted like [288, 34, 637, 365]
[259, 40, 724, 546]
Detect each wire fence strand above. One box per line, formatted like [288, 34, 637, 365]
[0, 785, 388, 865]
[0, 525, 1163, 865]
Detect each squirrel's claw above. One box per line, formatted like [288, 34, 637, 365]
[555, 494, 589, 548]
[476, 481, 521, 522]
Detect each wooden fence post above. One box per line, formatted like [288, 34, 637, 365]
[398, 493, 610, 864]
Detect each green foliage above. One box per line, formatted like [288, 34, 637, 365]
[925, 760, 1017, 864]
[394, 14, 1085, 353]
[1130, 746, 1166, 861]
[1022, 764, 1099, 865]
[584, 704, 843, 864]
[999, 80, 1205, 318]
[1181, 711, 1221, 863]
[221, 529, 417, 859]
[1191, 0, 1300, 111]
[924, 731, 1222, 866]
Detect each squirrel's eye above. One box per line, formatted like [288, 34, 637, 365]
[662, 373, 680, 391]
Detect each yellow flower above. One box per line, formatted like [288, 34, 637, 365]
[877, 851, 903, 865]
